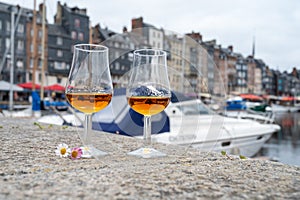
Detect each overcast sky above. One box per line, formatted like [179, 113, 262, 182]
[2, 0, 300, 72]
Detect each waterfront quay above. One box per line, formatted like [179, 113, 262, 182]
[0, 117, 299, 199]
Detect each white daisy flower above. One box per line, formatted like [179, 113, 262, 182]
[55, 143, 70, 157]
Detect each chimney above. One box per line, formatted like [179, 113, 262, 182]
[228, 45, 233, 52]
[95, 23, 100, 29]
[123, 26, 128, 33]
[132, 17, 143, 29]
[55, 1, 62, 24]
[131, 17, 143, 35]
[39, 3, 46, 16]
[186, 32, 202, 42]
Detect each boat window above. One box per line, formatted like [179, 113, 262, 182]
[177, 102, 212, 115]
[198, 103, 212, 114]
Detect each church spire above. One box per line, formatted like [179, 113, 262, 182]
[252, 35, 255, 57]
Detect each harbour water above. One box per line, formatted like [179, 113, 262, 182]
[256, 112, 300, 166]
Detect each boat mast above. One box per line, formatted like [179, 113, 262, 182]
[181, 34, 186, 93]
[40, 0, 46, 100]
[9, 6, 17, 111]
[32, 0, 37, 91]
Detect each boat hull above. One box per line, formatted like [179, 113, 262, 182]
[271, 104, 300, 113]
[151, 111, 280, 157]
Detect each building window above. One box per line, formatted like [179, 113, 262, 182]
[115, 62, 120, 70]
[30, 59, 33, 68]
[6, 58, 11, 70]
[17, 40, 24, 51]
[71, 31, 77, 40]
[38, 30, 42, 38]
[17, 74, 23, 83]
[30, 44, 33, 53]
[54, 62, 62, 69]
[57, 50, 63, 57]
[17, 24, 24, 33]
[49, 61, 54, 69]
[115, 51, 120, 58]
[0, 20, 2, 30]
[74, 19, 80, 28]
[38, 59, 42, 69]
[54, 62, 66, 70]
[61, 62, 66, 69]
[0, 38, 2, 49]
[128, 52, 133, 61]
[78, 32, 84, 41]
[16, 59, 23, 68]
[6, 21, 10, 32]
[57, 37, 63, 45]
[38, 44, 42, 54]
[36, 16, 41, 24]
[5, 38, 10, 48]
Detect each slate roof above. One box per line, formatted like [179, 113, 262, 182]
[48, 24, 69, 37]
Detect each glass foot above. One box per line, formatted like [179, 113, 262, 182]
[127, 147, 166, 158]
[81, 146, 108, 158]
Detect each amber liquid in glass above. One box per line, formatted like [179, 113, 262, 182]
[66, 93, 112, 114]
[128, 96, 170, 116]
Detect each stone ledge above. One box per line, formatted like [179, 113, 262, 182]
[0, 118, 299, 199]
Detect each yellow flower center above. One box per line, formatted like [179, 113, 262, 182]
[72, 150, 78, 158]
[143, 148, 150, 154]
[60, 147, 67, 155]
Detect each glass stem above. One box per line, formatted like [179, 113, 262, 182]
[144, 115, 151, 147]
[84, 114, 92, 147]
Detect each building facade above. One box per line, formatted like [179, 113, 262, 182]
[0, 2, 30, 84]
[1, 2, 299, 98]
[164, 33, 184, 92]
[92, 24, 150, 86]
[47, 1, 90, 85]
[26, 3, 48, 88]
[131, 17, 164, 49]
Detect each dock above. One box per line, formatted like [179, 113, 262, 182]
[0, 117, 299, 199]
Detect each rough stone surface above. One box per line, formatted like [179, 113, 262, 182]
[0, 118, 299, 199]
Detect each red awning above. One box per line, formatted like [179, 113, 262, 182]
[262, 95, 278, 100]
[17, 82, 41, 90]
[239, 94, 263, 101]
[44, 84, 65, 91]
[281, 96, 295, 101]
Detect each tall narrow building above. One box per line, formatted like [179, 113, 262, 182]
[47, 2, 89, 85]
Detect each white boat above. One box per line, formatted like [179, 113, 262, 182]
[224, 109, 275, 124]
[38, 89, 281, 157]
[1, 105, 41, 117]
[271, 103, 300, 113]
[152, 99, 280, 157]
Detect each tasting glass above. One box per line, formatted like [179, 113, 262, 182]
[127, 49, 171, 158]
[65, 44, 113, 158]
